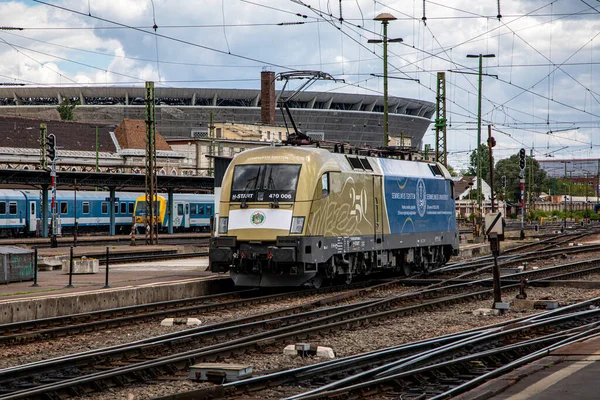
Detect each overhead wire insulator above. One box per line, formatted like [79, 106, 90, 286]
[422, 0, 427, 25]
[497, 0, 502, 19]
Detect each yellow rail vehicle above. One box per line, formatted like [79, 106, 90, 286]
[210, 146, 459, 287]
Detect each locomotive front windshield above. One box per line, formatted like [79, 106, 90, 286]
[231, 164, 301, 202]
[135, 201, 160, 216]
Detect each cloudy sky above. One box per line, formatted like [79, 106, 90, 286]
[0, 0, 599, 171]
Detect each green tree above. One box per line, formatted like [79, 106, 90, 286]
[57, 99, 78, 120]
[494, 152, 549, 203]
[468, 144, 491, 184]
[445, 164, 458, 177]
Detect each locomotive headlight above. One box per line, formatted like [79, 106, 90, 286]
[218, 217, 229, 234]
[290, 216, 305, 234]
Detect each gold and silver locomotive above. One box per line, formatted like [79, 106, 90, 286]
[210, 146, 459, 287]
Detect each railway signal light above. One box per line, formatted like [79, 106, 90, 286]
[501, 175, 506, 188]
[46, 134, 56, 161]
[519, 148, 526, 169]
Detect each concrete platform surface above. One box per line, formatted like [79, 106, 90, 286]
[458, 336, 600, 400]
[0, 244, 232, 324]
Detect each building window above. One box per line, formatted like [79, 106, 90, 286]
[267, 131, 271, 140]
[229, 147, 234, 156]
[279, 132, 282, 141]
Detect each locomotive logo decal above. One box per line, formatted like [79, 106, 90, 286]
[416, 178, 427, 217]
[250, 211, 266, 226]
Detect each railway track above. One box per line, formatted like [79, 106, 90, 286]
[7, 253, 598, 400]
[0, 280, 387, 344]
[0, 278, 502, 399]
[167, 297, 600, 400]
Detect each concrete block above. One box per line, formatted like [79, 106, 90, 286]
[473, 308, 501, 316]
[316, 346, 335, 359]
[283, 344, 298, 356]
[189, 363, 253, 383]
[494, 302, 510, 310]
[161, 317, 201, 326]
[512, 299, 558, 310]
[500, 267, 523, 275]
[38, 256, 65, 271]
[61, 258, 99, 274]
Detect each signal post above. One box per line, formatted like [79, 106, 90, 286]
[46, 134, 58, 248]
[519, 148, 526, 240]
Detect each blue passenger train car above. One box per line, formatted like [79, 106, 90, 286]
[0, 189, 214, 237]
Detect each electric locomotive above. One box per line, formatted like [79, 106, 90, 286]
[209, 146, 459, 287]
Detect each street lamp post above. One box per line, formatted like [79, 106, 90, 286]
[467, 53, 495, 221]
[369, 13, 401, 147]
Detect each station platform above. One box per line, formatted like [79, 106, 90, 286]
[457, 337, 600, 400]
[0, 243, 232, 324]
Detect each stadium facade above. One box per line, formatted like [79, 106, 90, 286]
[0, 72, 435, 149]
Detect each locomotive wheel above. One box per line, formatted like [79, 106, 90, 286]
[402, 264, 412, 276]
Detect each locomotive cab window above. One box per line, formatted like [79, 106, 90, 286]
[231, 164, 301, 202]
[0, 202, 5, 214]
[9, 202, 17, 215]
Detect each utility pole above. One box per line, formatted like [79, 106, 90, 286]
[467, 53, 495, 233]
[368, 13, 401, 147]
[435, 72, 447, 167]
[209, 111, 215, 176]
[95, 126, 99, 172]
[145, 81, 157, 245]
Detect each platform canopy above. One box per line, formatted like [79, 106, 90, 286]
[0, 169, 214, 192]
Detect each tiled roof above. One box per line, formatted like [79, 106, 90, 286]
[114, 119, 171, 151]
[0, 116, 115, 152]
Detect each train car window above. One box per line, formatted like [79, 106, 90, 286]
[114, 202, 119, 214]
[0, 202, 5, 214]
[60, 202, 68, 214]
[177, 204, 184, 215]
[120, 203, 127, 214]
[198, 205, 205, 215]
[9, 202, 17, 215]
[82, 202, 90, 214]
[185, 204, 190, 214]
[128, 203, 134, 214]
[206, 205, 213, 215]
[101, 202, 108, 214]
[321, 173, 330, 197]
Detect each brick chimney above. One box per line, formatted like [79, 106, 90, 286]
[261, 71, 276, 125]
